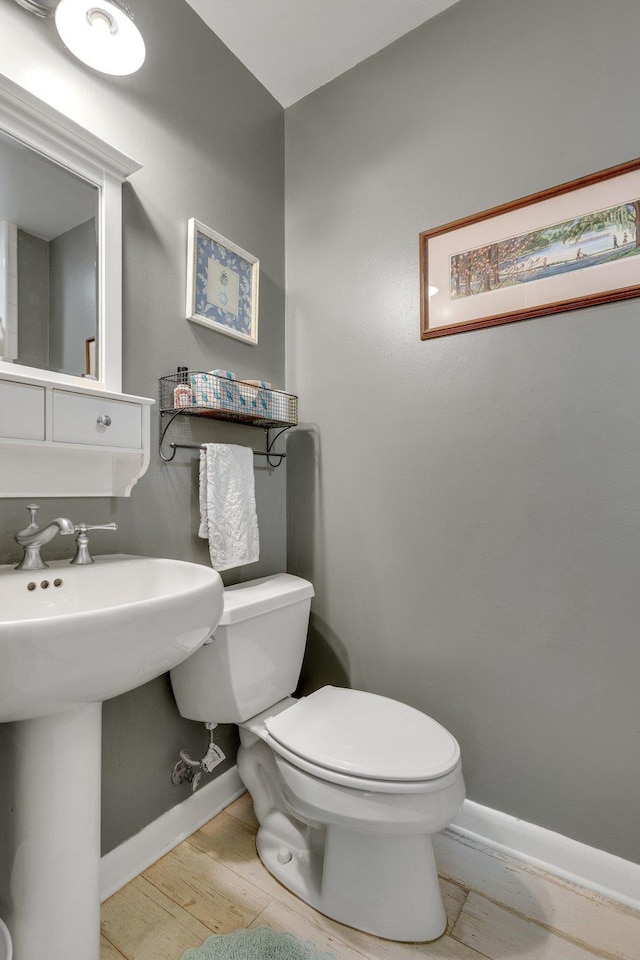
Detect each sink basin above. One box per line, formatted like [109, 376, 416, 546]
[0, 553, 223, 959]
[0, 554, 223, 722]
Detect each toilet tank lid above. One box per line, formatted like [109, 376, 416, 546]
[266, 686, 461, 782]
[219, 573, 314, 625]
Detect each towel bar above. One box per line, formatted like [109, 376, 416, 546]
[159, 411, 290, 467]
[164, 440, 286, 467]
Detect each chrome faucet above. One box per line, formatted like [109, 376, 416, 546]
[14, 504, 75, 571]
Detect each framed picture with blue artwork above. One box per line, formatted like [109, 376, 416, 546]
[186, 218, 259, 345]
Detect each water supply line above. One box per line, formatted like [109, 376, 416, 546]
[171, 723, 225, 792]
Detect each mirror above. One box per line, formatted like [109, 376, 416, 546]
[0, 128, 100, 379]
[0, 74, 140, 393]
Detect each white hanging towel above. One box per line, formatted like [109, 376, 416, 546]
[199, 443, 260, 571]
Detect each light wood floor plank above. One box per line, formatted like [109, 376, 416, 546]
[225, 791, 259, 829]
[100, 875, 214, 960]
[441, 881, 468, 935]
[435, 832, 640, 960]
[142, 839, 270, 934]
[190, 810, 258, 870]
[452, 892, 603, 960]
[251, 898, 488, 960]
[100, 934, 128, 959]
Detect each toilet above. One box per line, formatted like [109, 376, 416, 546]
[170, 574, 465, 942]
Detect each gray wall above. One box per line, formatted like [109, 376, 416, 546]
[0, 0, 284, 854]
[17, 218, 97, 376]
[285, 0, 640, 862]
[49, 217, 97, 376]
[17, 229, 49, 369]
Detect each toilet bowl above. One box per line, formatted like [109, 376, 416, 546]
[170, 574, 465, 942]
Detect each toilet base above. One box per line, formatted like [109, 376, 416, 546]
[257, 820, 447, 942]
[237, 736, 450, 942]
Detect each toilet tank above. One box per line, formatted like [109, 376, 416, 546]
[170, 573, 314, 724]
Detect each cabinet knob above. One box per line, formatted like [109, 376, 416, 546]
[97, 414, 112, 427]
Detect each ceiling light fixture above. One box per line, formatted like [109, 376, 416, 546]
[54, 0, 145, 75]
[13, 0, 145, 75]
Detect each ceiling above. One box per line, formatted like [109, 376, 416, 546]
[184, 0, 461, 108]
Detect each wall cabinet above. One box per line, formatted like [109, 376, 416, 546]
[0, 75, 150, 498]
[0, 372, 153, 497]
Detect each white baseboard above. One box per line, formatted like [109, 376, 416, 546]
[444, 799, 640, 911]
[100, 770, 640, 915]
[100, 766, 245, 902]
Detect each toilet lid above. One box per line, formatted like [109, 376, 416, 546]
[265, 686, 460, 782]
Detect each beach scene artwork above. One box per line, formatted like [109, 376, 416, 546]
[450, 199, 640, 300]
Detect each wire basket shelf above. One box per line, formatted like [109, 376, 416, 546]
[159, 372, 298, 430]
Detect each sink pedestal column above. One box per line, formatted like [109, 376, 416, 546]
[1, 703, 102, 960]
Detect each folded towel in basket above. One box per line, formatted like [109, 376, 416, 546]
[238, 383, 272, 416]
[190, 373, 239, 411]
[198, 444, 259, 571]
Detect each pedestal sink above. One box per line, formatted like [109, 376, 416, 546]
[0, 554, 223, 960]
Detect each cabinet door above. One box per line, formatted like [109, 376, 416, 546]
[52, 390, 142, 449]
[0, 380, 45, 440]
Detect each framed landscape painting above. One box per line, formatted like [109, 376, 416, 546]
[186, 218, 259, 345]
[420, 158, 640, 339]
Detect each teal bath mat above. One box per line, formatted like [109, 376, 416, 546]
[180, 927, 337, 960]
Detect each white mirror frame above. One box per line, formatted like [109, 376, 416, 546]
[0, 73, 140, 393]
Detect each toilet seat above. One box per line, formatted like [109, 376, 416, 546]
[264, 686, 460, 792]
[267, 737, 463, 794]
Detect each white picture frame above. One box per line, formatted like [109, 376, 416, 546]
[186, 218, 259, 345]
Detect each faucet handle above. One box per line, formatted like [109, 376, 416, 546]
[25, 503, 40, 528]
[70, 522, 118, 565]
[15, 503, 41, 540]
[74, 523, 118, 534]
